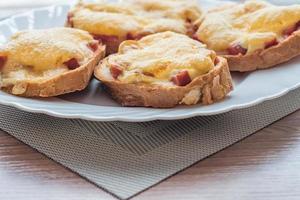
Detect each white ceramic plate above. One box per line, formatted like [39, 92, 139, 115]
[0, 0, 300, 122]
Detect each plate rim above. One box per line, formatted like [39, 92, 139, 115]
[0, 3, 300, 122]
[1, 80, 300, 122]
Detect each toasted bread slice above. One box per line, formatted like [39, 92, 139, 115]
[95, 56, 232, 108]
[1, 47, 105, 97]
[94, 32, 233, 108]
[195, 0, 300, 72]
[0, 28, 106, 97]
[66, 0, 202, 55]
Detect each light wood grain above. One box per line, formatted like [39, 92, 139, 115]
[0, 110, 300, 200]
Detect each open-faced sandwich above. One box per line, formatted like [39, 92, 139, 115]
[94, 32, 233, 108]
[195, 0, 300, 72]
[0, 27, 105, 97]
[66, 0, 202, 55]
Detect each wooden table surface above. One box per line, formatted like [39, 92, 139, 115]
[1, 110, 300, 200]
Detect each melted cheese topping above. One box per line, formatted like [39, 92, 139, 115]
[196, 0, 300, 54]
[125, 0, 202, 22]
[0, 28, 95, 86]
[108, 32, 215, 85]
[70, 0, 202, 38]
[1, 28, 94, 72]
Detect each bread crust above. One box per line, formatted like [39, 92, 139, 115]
[224, 31, 300, 72]
[1, 46, 105, 97]
[94, 57, 233, 108]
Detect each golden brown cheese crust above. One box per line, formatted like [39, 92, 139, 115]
[197, 0, 300, 53]
[94, 32, 233, 108]
[196, 0, 300, 71]
[107, 32, 216, 84]
[1, 28, 95, 72]
[67, 0, 202, 54]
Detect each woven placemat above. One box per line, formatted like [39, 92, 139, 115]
[0, 87, 300, 199]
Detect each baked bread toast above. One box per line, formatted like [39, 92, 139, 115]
[94, 32, 233, 108]
[0, 28, 105, 97]
[195, 0, 300, 72]
[66, 0, 202, 55]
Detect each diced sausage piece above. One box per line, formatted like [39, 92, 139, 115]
[214, 57, 220, 65]
[283, 25, 297, 36]
[265, 38, 278, 49]
[171, 70, 192, 86]
[126, 33, 135, 40]
[93, 34, 119, 43]
[283, 21, 300, 36]
[67, 13, 74, 27]
[87, 41, 99, 52]
[192, 34, 203, 42]
[92, 34, 102, 43]
[110, 64, 123, 79]
[126, 33, 145, 40]
[227, 44, 247, 55]
[0, 55, 7, 70]
[64, 58, 80, 70]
